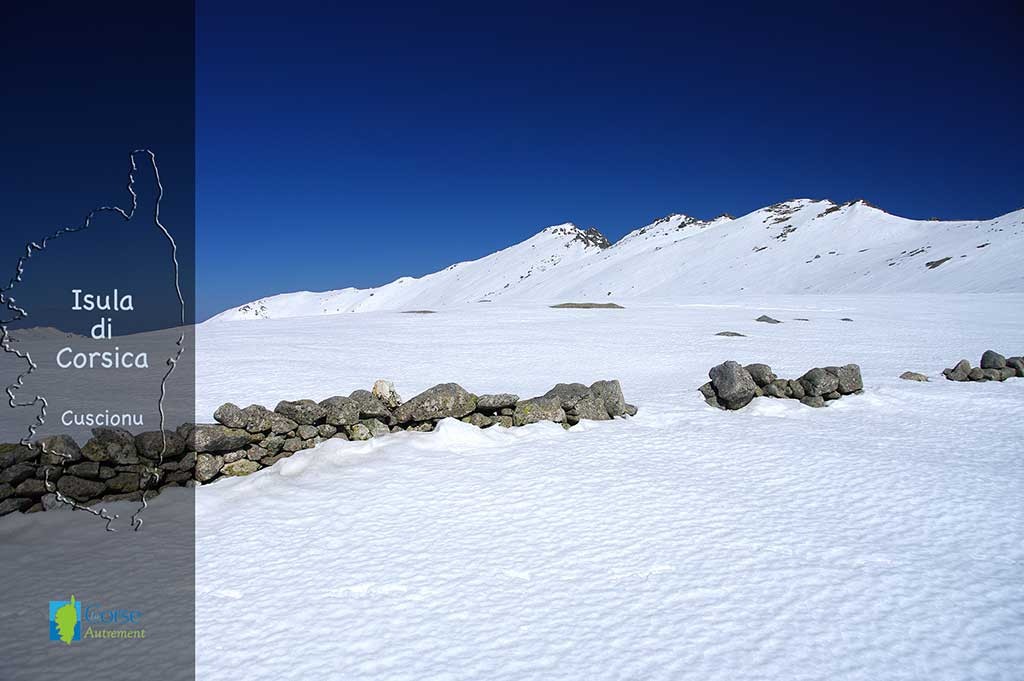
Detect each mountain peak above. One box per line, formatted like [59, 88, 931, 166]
[539, 223, 610, 250]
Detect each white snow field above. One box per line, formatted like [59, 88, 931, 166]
[210, 200, 1024, 321]
[186, 296, 1024, 680]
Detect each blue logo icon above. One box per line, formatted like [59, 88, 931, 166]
[49, 595, 82, 644]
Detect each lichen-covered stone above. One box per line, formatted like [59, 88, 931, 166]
[513, 397, 566, 426]
[81, 427, 138, 464]
[274, 399, 326, 425]
[348, 390, 394, 423]
[798, 368, 840, 397]
[222, 459, 261, 477]
[134, 430, 186, 459]
[346, 423, 372, 441]
[241, 404, 275, 433]
[393, 383, 477, 423]
[296, 424, 319, 440]
[319, 396, 361, 426]
[213, 402, 248, 428]
[38, 434, 82, 465]
[194, 453, 224, 482]
[190, 425, 252, 453]
[462, 413, 493, 428]
[476, 394, 519, 411]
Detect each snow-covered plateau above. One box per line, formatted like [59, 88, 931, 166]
[6, 294, 1021, 680]
[207, 296, 1023, 680]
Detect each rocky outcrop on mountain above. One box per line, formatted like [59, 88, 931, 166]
[0, 378, 637, 518]
[943, 350, 1023, 382]
[700, 362, 863, 409]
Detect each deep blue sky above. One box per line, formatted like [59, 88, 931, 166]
[198, 1, 1023, 319]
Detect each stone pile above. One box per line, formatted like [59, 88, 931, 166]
[0, 379, 636, 517]
[942, 350, 1023, 382]
[699, 361, 863, 410]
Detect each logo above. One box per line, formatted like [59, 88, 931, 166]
[47, 595, 146, 643]
[49, 595, 81, 644]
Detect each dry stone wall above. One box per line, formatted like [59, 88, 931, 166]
[0, 379, 636, 517]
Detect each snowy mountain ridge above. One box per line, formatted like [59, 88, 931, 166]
[211, 198, 1024, 321]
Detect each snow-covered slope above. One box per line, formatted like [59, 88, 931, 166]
[211, 200, 1024, 320]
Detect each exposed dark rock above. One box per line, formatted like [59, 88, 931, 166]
[513, 397, 566, 426]
[571, 393, 613, 421]
[744, 363, 776, 388]
[319, 396, 361, 426]
[222, 459, 260, 477]
[590, 380, 628, 417]
[15, 478, 48, 499]
[37, 435, 82, 465]
[542, 383, 591, 410]
[980, 350, 1006, 370]
[348, 390, 395, 423]
[798, 368, 840, 397]
[213, 402, 248, 428]
[194, 454, 224, 482]
[476, 394, 520, 411]
[360, 419, 390, 438]
[241, 404, 275, 433]
[275, 399, 326, 425]
[66, 462, 102, 479]
[462, 413, 493, 428]
[0, 498, 32, 515]
[190, 425, 252, 453]
[393, 383, 477, 423]
[296, 424, 319, 440]
[698, 382, 720, 409]
[943, 359, 972, 382]
[0, 463, 36, 486]
[81, 427, 139, 464]
[708, 361, 758, 410]
[105, 472, 142, 494]
[56, 475, 106, 501]
[346, 423, 372, 441]
[134, 430, 186, 459]
[825, 364, 863, 394]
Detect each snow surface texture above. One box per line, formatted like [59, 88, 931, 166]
[211, 201, 1024, 321]
[190, 296, 1023, 679]
[5, 297, 1021, 679]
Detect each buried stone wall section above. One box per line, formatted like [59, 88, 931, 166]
[942, 350, 1024, 383]
[0, 379, 636, 517]
[699, 361, 863, 410]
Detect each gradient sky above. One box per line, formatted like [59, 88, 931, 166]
[198, 1, 1023, 319]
